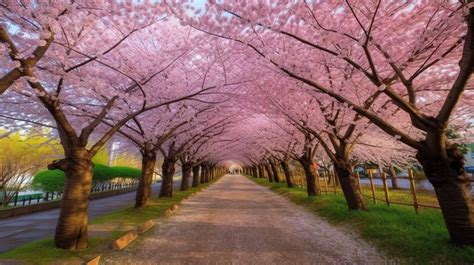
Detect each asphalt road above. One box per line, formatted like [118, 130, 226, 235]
[0, 180, 184, 252]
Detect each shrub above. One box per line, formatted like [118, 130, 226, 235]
[32, 164, 141, 193]
[31, 170, 64, 193]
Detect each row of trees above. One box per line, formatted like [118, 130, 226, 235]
[0, 1, 239, 250]
[169, 0, 474, 245]
[1, 0, 474, 249]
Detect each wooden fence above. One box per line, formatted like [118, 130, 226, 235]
[287, 167, 474, 214]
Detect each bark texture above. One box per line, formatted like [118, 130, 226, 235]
[280, 159, 294, 188]
[192, 165, 200, 187]
[334, 160, 367, 210]
[264, 163, 274, 182]
[298, 156, 320, 196]
[269, 159, 280, 183]
[159, 157, 176, 198]
[417, 144, 474, 245]
[135, 150, 157, 208]
[252, 166, 258, 178]
[389, 166, 400, 189]
[52, 148, 93, 250]
[258, 164, 265, 179]
[180, 163, 192, 191]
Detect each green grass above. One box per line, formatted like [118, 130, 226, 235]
[358, 183, 440, 207]
[249, 176, 474, 264]
[0, 179, 219, 265]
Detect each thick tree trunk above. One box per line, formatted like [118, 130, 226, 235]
[269, 159, 280, 183]
[334, 160, 367, 210]
[264, 163, 274, 182]
[53, 148, 93, 250]
[417, 145, 474, 245]
[280, 159, 294, 188]
[298, 156, 320, 196]
[135, 150, 157, 208]
[252, 166, 258, 178]
[192, 165, 200, 187]
[159, 157, 176, 197]
[389, 165, 400, 189]
[180, 163, 191, 191]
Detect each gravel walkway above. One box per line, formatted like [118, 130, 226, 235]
[103, 175, 385, 265]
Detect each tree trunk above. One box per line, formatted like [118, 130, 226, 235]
[258, 164, 265, 178]
[298, 156, 320, 196]
[2, 191, 10, 207]
[252, 166, 258, 178]
[135, 150, 157, 208]
[264, 163, 274, 182]
[417, 144, 474, 245]
[334, 160, 367, 210]
[280, 159, 294, 188]
[269, 159, 280, 183]
[180, 163, 191, 191]
[200, 164, 206, 183]
[53, 148, 93, 250]
[201, 164, 209, 183]
[192, 165, 200, 187]
[159, 157, 175, 197]
[209, 166, 215, 180]
[389, 165, 400, 189]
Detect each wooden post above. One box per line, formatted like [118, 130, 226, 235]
[368, 170, 376, 204]
[323, 171, 329, 194]
[382, 172, 390, 206]
[331, 171, 337, 194]
[408, 169, 419, 214]
[355, 171, 362, 195]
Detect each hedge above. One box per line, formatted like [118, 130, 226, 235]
[32, 163, 141, 193]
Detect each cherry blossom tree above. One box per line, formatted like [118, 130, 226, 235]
[179, 0, 474, 245]
[0, 1, 218, 249]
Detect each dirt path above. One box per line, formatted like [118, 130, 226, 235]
[103, 175, 385, 264]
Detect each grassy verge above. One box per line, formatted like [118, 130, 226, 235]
[249, 176, 474, 264]
[0, 178, 219, 265]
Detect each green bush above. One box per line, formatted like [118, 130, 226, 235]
[32, 164, 141, 193]
[32, 170, 65, 193]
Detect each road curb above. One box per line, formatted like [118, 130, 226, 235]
[112, 229, 138, 250]
[137, 219, 156, 234]
[85, 255, 100, 265]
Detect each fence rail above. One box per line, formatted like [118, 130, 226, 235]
[4, 180, 140, 208]
[288, 168, 474, 213]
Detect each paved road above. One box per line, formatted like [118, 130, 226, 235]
[103, 175, 385, 265]
[0, 180, 184, 252]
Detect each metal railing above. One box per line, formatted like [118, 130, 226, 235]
[4, 180, 140, 208]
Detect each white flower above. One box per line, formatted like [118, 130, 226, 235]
[378, 84, 386, 91]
